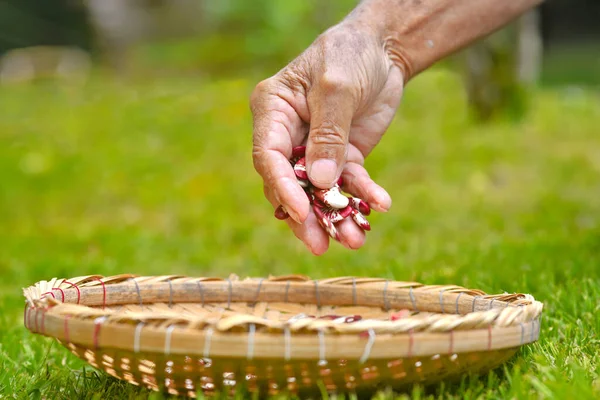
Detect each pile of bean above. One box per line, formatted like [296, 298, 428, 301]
[274, 146, 372, 242]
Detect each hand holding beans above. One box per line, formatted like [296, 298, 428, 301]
[250, 0, 541, 255]
[250, 24, 398, 255]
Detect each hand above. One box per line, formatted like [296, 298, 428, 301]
[250, 22, 403, 255]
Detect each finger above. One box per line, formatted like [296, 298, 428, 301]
[340, 162, 392, 213]
[305, 76, 357, 189]
[251, 79, 310, 223]
[336, 216, 367, 250]
[264, 185, 330, 255]
[254, 148, 309, 223]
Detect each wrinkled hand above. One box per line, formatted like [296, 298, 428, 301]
[250, 23, 404, 255]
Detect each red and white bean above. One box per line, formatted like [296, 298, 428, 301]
[273, 145, 375, 242]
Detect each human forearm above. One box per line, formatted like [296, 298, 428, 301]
[344, 0, 544, 81]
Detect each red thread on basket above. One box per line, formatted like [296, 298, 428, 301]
[63, 280, 81, 304]
[64, 315, 71, 343]
[93, 278, 107, 309]
[93, 319, 103, 349]
[390, 310, 411, 321]
[54, 287, 65, 302]
[41, 291, 56, 300]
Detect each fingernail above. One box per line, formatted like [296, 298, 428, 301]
[374, 188, 392, 212]
[309, 159, 338, 186]
[340, 240, 353, 250]
[304, 242, 314, 253]
[289, 209, 303, 224]
[372, 203, 389, 213]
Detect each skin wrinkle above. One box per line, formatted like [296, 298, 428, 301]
[251, 87, 306, 166]
[306, 117, 351, 169]
[251, 108, 291, 156]
[307, 127, 350, 166]
[264, 108, 297, 147]
[354, 46, 386, 114]
[276, 70, 311, 121]
[349, 68, 403, 157]
[383, 38, 415, 83]
[252, 148, 280, 183]
[373, 0, 542, 78]
[309, 123, 348, 148]
[354, 63, 397, 118]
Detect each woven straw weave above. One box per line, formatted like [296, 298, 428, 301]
[23, 274, 543, 397]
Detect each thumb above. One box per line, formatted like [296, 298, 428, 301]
[306, 78, 357, 189]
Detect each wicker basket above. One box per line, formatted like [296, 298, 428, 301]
[23, 274, 543, 397]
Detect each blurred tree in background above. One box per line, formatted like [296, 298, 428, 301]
[456, 10, 542, 122]
[85, 0, 357, 77]
[0, 0, 598, 120]
[0, 0, 92, 53]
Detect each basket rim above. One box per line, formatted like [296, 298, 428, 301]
[22, 274, 544, 361]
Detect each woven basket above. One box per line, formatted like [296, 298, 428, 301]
[23, 274, 543, 397]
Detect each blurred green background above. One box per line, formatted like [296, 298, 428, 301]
[0, 1, 599, 399]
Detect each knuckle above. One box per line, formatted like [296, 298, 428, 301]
[250, 79, 273, 108]
[252, 148, 283, 191]
[251, 145, 267, 173]
[318, 72, 353, 94]
[309, 121, 347, 148]
[262, 184, 273, 202]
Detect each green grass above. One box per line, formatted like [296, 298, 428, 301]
[0, 68, 599, 399]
